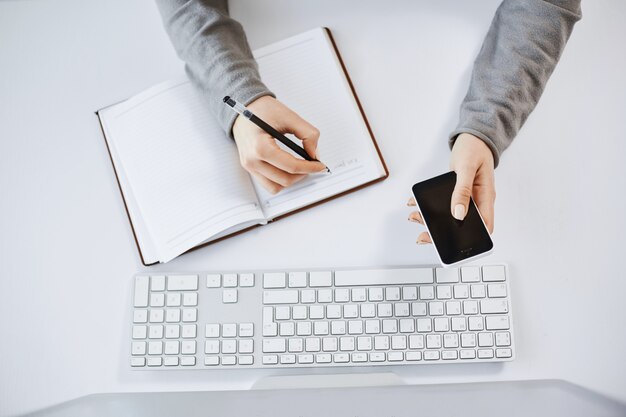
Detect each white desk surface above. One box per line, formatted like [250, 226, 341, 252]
[1, 0, 625, 415]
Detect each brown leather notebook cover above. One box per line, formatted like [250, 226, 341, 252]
[96, 27, 388, 266]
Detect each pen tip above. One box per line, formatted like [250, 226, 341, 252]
[223, 96, 230, 103]
[326, 167, 332, 174]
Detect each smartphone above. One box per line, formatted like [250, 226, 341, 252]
[411, 171, 493, 266]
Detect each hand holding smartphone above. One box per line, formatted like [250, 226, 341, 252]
[412, 172, 493, 266]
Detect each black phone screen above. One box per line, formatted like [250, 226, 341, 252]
[412, 172, 493, 265]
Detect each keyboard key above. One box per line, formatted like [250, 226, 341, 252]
[298, 354, 314, 364]
[399, 318, 415, 333]
[164, 357, 178, 366]
[239, 323, 254, 337]
[288, 272, 307, 288]
[343, 304, 358, 318]
[463, 300, 479, 315]
[426, 334, 442, 349]
[205, 356, 219, 366]
[436, 268, 459, 283]
[305, 338, 321, 352]
[429, 302, 444, 316]
[453, 284, 469, 299]
[365, 320, 380, 334]
[150, 310, 163, 323]
[327, 305, 341, 319]
[442, 350, 458, 360]
[148, 325, 163, 339]
[451, 317, 467, 331]
[264, 272, 286, 288]
[322, 337, 338, 351]
[147, 357, 162, 367]
[388, 351, 403, 361]
[331, 321, 346, 335]
[180, 356, 195, 366]
[478, 349, 494, 359]
[301, 290, 316, 303]
[446, 301, 461, 315]
[402, 287, 418, 300]
[334, 353, 350, 363]
[205, 340, 219, 354]
[263, 323, 277, 338]
[150, 293, 165, 307]
[370, 352, 385, 362]
[334, 289, 350, 303]
[279, 322, 295, 336]
[378, 303, 393, 317]
[443, 333, 459, 348]
[391, 335, 406, 350]
[222, 356, 236, 365]
[131, 341, 146, 355]
[482, 265, 506, 282]
[181, 340, 196, 354]
[222, 289, 238, 303]
[374, 335, 389, 350]
[406, 351, 422, 361]
[340, 336, 355, 351]
[394, 303, 410, 317]
[348, 321, 363, 335]
[263, 355, 278, 365]
[424, 351, 440, 361]
[385, 287, 400, 301]
[292, 306, 307, 320]
[357, 336, 372, 351]
[309, 306, 324, 319]
[223, 273, 237, 288]
[318, 289, 333, 303]
[368, 288, 384, 301]
[361, 304, 376, 318]
[352, 352, 367, 362]
[460, 349, 476, 359]
[351, 288, 367, 302]
[316, 353, 332, 363]
[309, 271, 332, 287]
[480, 300, 509, 314]
[165, 309, 180, 323]
[222, 340, 237, 354]
[206, 274, 221, 288]
[297, 322, 312, 336]
[222, 324, 237, 337]
[420, 286, 434, 300]
[461, 267, 480, 282]
[495, 331, 511, 346]
[182, 308, 197, 322]
[478, 332, 494, 347]
[275, 306, 290, 320]
[151, 275, 165, 291]
[486, 316, 510, 330]
[382, 319, 397, 333]
[240, 273, 255, 287]
[133, 276, 149, 307]
[470, 285, 486, 299]
[148, 341, 163, 355]
[182, 293, 198, 306]
[235, 353, 252, 365]
[239, 339, 254, 353]
[288, 338, 303, 353]
[164, 340, 179, 355]
[468, 317, 484, 331]
[409, 334, 424, 349]
[165, 325, 180, 339]
[436, 285, 452, 299]
[487, 284, 507, 298]
[166, 293, 181, 307]
[434, 317, 449, 332]
[280, 354, 296, 364]
[132, 325, 147, 339]
[167, 275, 198, 291]
[205, 324, 220, 338]
[411, 302, 427, 316]
[416, 318, 432, 333]
[133, 310, 148, 323]
[334, 268, 433, 286]
[461, 333, 476, 348]
[314, 322, 329, 335]
[496, 348, 512, 358]
[182, 324, 196, 338]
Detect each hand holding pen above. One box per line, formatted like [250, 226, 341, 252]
[225, 96, 330, 194]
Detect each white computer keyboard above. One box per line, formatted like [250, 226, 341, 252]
[129, 265, 515, 369]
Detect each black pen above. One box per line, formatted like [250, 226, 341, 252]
[223, 96, 331, 173]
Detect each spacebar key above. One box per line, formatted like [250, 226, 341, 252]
[263, 290, 298, 304]
[334, 268, 434, 286]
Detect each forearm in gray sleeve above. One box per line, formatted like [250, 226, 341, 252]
[449, 0, 582, 166]
[155, 0, 274, 136]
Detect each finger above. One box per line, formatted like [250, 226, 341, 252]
[408, 211, 423, 224]
[254, 160, 307, 188]
[474, 187, 496, 234]
[250, 172, 284, 195]
[281, 110, 320, 159]
[416, 231, 432, 245]
[407, 197, 416, 206]
[263, 146, 326, 174]
[450, 167, 475, 221]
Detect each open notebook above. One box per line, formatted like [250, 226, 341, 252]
[96, 28, 388, 265]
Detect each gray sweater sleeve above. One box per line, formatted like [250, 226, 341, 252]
[154, 0, 274, 136]
[450, 0, 582, 167]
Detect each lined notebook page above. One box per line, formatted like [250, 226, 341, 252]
[99, 80, 264, 263]
[252, 28, 386, 219]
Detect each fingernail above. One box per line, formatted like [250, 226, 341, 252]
[453, 204, 465, 221]
[408, 215, 422, 224]
[416, 239, 427, 245]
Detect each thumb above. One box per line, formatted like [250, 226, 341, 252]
[450, 168, 475, 221]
